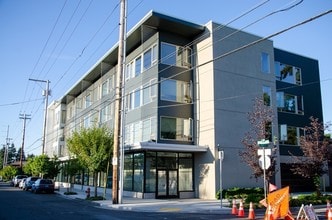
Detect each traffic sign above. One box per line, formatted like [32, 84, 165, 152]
[257, 149, 271, 170]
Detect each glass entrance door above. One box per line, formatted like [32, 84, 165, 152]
[157, 169, 178, 198]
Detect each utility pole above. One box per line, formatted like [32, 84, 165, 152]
[112, 0, 126, 204]
[4, 125, 11, 166]
[29, 78, 50, 154]
[19, 114, 31, 168]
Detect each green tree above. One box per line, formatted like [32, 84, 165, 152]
[67, 126, 113, 198]
[25, 155, 61, 178]
[0, 165, 18, 181]
[290, 117, 331, 196]
[23, 157, 34, 176]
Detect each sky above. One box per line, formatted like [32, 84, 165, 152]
[0, 0, 331, 156]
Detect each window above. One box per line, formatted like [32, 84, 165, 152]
[101, 81, 108, 97]
[143, 49, 152, 71]
[261, 52, 270, 73]
[161, 78, 191, 103]
[161, 43, 176, 65]
[179, 154, 193, 191]
[85, 94, 91, 108]
[152, 44, 158, 65]
[133, 122, 142, 144]
[161, 42, 191, 68]
[275, 62, 302, 85]
[100, 105, 110, 123]
[160, 117, 192, 141]
[125, 117, 156, 145]
[142, 118, 151, 141]
[135, 56, 142, 77]
[133, 153, 144, 192]
[133, 89, 141, 109]
[125, 62, 133, 81]
[279, 124, 303, 145]
[263, 86, 271, 106]
[123, 154, 133, 191]
[276, 92, 304, 114]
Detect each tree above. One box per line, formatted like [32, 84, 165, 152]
[290, 117, 331, 196]
[0, 165, 18, 181]
[24, 155, 61, 178]
[240, 97, 277, 181]
[67, 126, 113, 198]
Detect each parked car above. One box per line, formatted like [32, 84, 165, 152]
[12, 175, 28, 187]
[22, 176, 40, 191]
[19, 178, 27, 189]
[31, 179, 54, 194]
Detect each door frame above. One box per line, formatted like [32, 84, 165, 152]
[156, 169, 179, 199]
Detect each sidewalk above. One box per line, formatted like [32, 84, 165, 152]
[55, 185, 231, 214]
[54, 185, 327, 217]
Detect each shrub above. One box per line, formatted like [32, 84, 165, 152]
[86, 196, 105, 201]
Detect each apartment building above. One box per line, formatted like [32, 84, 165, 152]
[45, 11, 325, 199]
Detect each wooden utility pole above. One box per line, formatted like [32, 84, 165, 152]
[19, 114, 31, 168]
[29, 78, 50, 154]
[112, 0, 126, 204]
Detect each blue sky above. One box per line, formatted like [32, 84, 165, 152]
[0, 0, 331, 156]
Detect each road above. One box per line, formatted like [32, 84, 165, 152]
[0, 182, 241, 220]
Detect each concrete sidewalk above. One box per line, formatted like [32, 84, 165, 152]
[55, 186, 231, 214]
[54, 185, 327, 217]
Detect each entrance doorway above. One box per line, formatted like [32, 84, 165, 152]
[156, 169, 178, 198]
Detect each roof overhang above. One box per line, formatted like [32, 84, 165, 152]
[126, 141, 208, 153]
[60, 11, 205, 104]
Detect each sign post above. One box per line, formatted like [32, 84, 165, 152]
[257, 139, 271, 200]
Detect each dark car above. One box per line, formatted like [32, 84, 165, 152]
[23, 176, 40, 191]
[31, 179, 54, 194]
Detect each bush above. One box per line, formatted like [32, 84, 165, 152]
[86, 196, 105, 201]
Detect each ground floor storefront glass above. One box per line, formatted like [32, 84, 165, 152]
[124, 151, 194, 198]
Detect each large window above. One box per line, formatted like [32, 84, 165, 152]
[179, 153, 193, 191]
[145, 152, 156, 193]
[275, 62, 302, 85]
[160, 117, 193, 141]
[124, 154, 133, 191]
[161, 42, 191, 67]
[133, 153, 144, 192]
[276, 92, 304, 114]
[279, 124, 304, 145]
[161, 78, 192, 103]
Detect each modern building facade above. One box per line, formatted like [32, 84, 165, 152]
[45, 11, 326, 199]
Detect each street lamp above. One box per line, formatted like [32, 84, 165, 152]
[217, 144, 224, 208]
